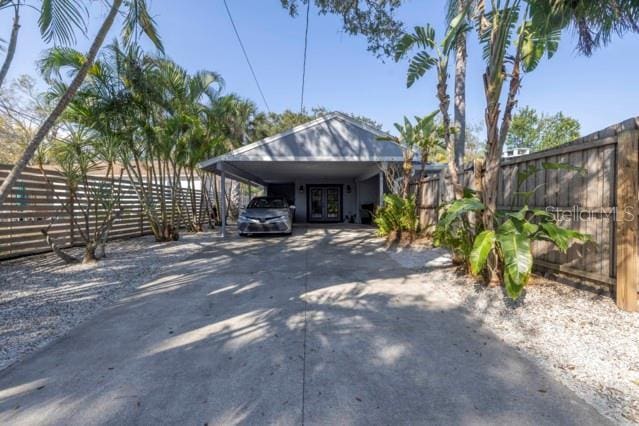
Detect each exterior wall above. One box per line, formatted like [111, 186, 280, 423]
[358, 175, 379, 205]
[288, 176, 379, 223]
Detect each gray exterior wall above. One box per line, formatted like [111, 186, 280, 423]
[268, 177, 379, 223]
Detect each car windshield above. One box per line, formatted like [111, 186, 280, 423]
[247, 197, 288, 209]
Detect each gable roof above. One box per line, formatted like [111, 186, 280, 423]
[199, 112, 404, 169]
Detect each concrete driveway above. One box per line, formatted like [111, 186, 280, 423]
[0, 226, 611, 425]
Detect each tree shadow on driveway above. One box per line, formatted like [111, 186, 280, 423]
[0, 226, 611, 425]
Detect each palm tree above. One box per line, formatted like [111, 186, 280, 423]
[447, 0, 479, 170]
[394, 23, 468, 199]
[0, 0, 22, 88]
[378, 115, 432, 198]
[1, 0, 90, 88]
[0, 0, 163, 207]
[40, 125, 125, 263]
[42, 42, 229, 241]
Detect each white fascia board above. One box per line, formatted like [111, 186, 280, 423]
[223, 156, 405, 162]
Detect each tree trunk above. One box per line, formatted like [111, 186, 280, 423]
[453, 8, 467, 170]
[438, 65, 463, 199]
[480, 24, 526, 287]
[401, 149, 413, 198]
[0, 0, 124, 208]
[0, 3, 20, 89]
[420, 151, 429, 181]
[41, 229, 78, 264]
[83, 243, 98, 264]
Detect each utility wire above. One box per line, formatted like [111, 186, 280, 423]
[222, 0, 271, 113]
[300, 0, 311, 113]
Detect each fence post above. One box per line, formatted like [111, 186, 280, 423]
[615, 127, 639, 312]
[69, 189, 75, 246]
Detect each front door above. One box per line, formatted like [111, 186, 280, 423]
[307, 185, 342, 222]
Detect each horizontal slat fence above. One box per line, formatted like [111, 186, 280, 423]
[0, 165, 206, 260]
[412, 118, 639, 311]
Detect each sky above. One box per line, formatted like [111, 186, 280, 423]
[1, 0, 638, 137]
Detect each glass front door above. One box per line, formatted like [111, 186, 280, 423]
[310, 188, 324, 220]
[307, 186, 341, 222]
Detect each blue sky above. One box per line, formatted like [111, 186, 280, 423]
[2, 0, 638, 137]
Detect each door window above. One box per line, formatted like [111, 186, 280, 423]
[310, 188, 323, 219]
[308, 186, 341, 221]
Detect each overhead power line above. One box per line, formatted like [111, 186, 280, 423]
[222, 0, 271, 113]
[300, 0, 311, 113]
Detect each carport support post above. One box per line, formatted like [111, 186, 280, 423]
[220, 171, 226, 237]
[378, 172, 384, 207]
[355, 179, 360, 223]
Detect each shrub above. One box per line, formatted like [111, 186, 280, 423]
[433, 191, 484, 270]
[434, 163, 591, 299]
[374, 194, 418, 240]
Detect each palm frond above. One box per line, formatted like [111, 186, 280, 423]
[122, 0, 164, 52]
[38, 46, 87, 82]
[39, 0, 87, 45]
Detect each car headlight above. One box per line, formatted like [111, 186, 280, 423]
[239, 214, 258, 223]
[265, 215, 288, 223]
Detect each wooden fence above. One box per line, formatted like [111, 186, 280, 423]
[0, 165, 207, 260]
[413, 118, 639, 311]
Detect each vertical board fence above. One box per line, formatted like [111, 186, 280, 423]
[412, 118, 639, 311]
[0, 165, 208, 260]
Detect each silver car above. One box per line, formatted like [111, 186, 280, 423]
[238, 196, 294, 236]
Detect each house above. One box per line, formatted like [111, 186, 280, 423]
[503, 146, 531, 158]
[199, 112, 406, 235]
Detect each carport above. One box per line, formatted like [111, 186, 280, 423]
[198, 112, 405, 236]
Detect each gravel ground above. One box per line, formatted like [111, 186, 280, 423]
[386, 244, 639, 425]
[0, 232, 219, 372]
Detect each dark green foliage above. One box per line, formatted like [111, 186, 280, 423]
[436, 161, 591, 299]
[434, 193, 484, 270]
[374, 194, 418, 239]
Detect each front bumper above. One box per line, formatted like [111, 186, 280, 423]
[237, 220, 291, 234]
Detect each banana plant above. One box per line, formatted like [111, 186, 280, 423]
[377, 116, 421, 198]
[413, 110, 445, 180]
[436, 161, 591, 299]
[433, 189, 484, 270]
[470, 204, 590, 299]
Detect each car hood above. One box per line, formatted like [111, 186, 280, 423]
[242, 208, 289, 219]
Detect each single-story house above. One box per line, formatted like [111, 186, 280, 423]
[198, 112, 406, 235]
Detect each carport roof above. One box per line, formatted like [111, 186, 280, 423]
[198, 112, 405, 185]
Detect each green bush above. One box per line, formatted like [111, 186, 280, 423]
[374, 194, 418, 239]
[434, 162, 592, 299]
[433, 191, 484, 270]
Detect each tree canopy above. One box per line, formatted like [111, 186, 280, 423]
[280, 0, 405, 57]
[507, 106, 581, 152]
[252, 107, 383, 140]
